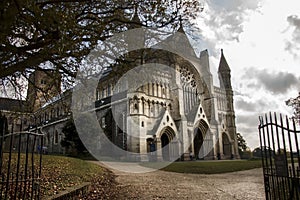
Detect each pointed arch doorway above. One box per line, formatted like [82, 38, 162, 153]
[193, 128, 204, 160]
[193, 120, 209, 160]
[160, 127, 178, 161]
[222, 132, 232, 158]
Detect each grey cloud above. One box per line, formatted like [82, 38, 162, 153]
[287, 15, 300, 29]
[236, 114, 259, 127]
[204, 0, 262, 41]
[210, 0, 261, 12]
[236, 115, 262, 149]
[238, 126, 257, 134]
[241, 131, 261, 149]
[235, 99, 256, 112]
[195, 0, 262, 57]
[243, 68, 300, 94]
[285, 15, 300, 57]
[235, 98, 269, 112]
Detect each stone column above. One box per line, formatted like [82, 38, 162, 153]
[219, 131, 224, 158]
[156, 138, 163, 161]
[153, 83, 157, 96]
[148, 83, 152, 96]
[139, 136, 148, 161]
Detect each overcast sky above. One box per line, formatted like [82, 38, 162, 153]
[191, 0, 300, 149]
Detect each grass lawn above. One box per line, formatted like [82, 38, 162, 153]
[1, 154, 115, 198]
[41, 155, 105, 197]
[140, 160, 262, 174]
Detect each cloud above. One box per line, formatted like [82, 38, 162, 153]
[235, 98, 269, 112]
[236, 124, 261, 150]
[236, 114, 259, 127]
[287, 15, 300, 28]
[285, 15, 300, 58]
[242, 67, 300, 94]
[193, 0, 263, 58]
[200, 0, 262, 41]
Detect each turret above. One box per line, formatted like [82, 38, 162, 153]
[218, 49, 232, 90]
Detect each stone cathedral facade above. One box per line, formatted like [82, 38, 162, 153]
[93, 31, 239, 161]
[1, 26, 239, 161]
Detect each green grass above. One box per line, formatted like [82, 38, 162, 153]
[41, 155, 104, 197]
[1, 154, 107, 198]
[140, 160, 262, 174]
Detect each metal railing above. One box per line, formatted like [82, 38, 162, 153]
[0, 119, 43, 200]
[259, 112, 300, 200]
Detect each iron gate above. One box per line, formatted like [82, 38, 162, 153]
[0, 115, 44, 200]
[259, 113, 300, 200]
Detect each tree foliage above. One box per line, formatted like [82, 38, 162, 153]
[237, 132, 248, 153]
[286, 92, 300, 125]
[0, 0, 202, 93]
[61, 119, 87, 155]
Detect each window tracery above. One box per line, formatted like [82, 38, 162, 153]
[178, 65, 199, 114]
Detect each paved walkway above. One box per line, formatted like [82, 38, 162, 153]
[93, 161, 265, 199]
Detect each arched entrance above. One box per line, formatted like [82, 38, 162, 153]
[222, 133, 232, 158]
[160, 127, 178, 161]
[193, 128, 204, 160]
[193, 120, 209, 160]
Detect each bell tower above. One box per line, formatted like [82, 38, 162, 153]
[26, 70, 61, 112]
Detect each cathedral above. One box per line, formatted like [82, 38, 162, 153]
[0, 23, 239, 161]
[92, 38, 239, 161]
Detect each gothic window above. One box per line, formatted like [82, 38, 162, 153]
[152, 83, 155, 96]
[179, 65, 198, 114]
[162, 87, 166, 97]
[150, 106, 154, 114]
[54, 131, 59, 144]
[218, 113, 222, 122]
[107, 84, 111, 96]
[96, 90, 99, 100]
[102, 88, 105, 98]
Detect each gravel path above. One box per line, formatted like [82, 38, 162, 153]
[95, 162, 265, 200]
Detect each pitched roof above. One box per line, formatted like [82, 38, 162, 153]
[156, 23, 197, 59]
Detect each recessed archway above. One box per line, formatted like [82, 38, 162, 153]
[193, 119, 209, 160]
[160, 126, 177, 161]
[193, 128, 204, 160]
[222, 132, 232, 158]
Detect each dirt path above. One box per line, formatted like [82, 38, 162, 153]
[95, 162, 265, 200]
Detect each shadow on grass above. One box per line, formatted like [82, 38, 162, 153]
[140, 160, 262, 174]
